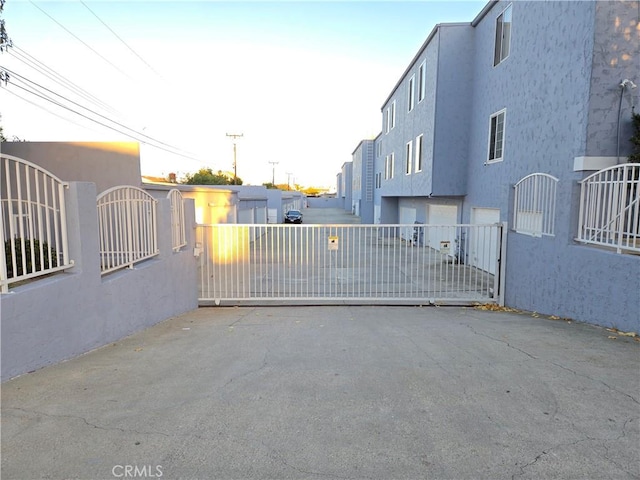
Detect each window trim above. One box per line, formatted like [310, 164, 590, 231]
[405, 141, 412, 175]
[487, 109, 506, 164]
[385, 107, 390, 134]
[408, 75, 415, 112]
[418, 61, 426, 103]
[390, 101, 396, 130]
[415, 134, 423, 172]
[493, 3, 512, 67]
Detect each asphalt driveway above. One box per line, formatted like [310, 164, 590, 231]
[2, 305, 639, 479]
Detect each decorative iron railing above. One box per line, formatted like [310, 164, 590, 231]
[167, 189, 187, 252]
[576, 163, 640, 253]
[1, 154, 73, 293]
[513, 173, 558, 237]
[97, 186, 158, 275]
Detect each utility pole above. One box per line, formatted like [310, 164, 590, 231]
[226, 133, 243, 184]
[286, 172, 293, 191]
[268, 161, 279, 186]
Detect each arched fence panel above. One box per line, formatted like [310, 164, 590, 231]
[1, 154, 73, 293]
[167, 189, 187, 252]
[97, 186, 159, 275]
[577, 163, 640, 253]
[513, 173, 558, 237]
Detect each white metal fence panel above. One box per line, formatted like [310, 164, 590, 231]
[197, 223, 505, 306]
[577, 163, 640, 253]
[97, 186, 159, 275]
[513, 173, 558, 237]
[167, 189, 187, 252]
[1, 154, 73, 293]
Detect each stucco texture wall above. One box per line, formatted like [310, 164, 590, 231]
[1, 182, 198, 381]
[465, 0, 639, 332]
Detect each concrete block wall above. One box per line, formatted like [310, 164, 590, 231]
[1, 182, 199, 381]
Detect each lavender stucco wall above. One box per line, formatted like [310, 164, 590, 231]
[1, 182, 199, 381]
[465, 0, 639, 331]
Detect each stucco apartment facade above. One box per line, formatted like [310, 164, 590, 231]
[346, 0, 640, 331]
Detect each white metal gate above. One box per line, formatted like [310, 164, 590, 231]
[197, 223, 506, 306]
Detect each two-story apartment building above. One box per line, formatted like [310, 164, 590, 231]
[347, 0, 639, 331]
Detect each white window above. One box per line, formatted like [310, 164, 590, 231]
[415, 134, 423, 172]
[408, 75, 415, 112]
[418, 61, 426, 103]
[494, 4, 512, 66]
[487, 109, 506, 163]
[385, 153, 395, 179]
[391, 100, 396, 130]
[385, 108, 390, 134]
[513, 173, 558, 237]
[377, 141, 382, 157]
[405, 141, 412, 175]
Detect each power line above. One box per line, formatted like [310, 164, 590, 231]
[5, 74, 205, 163]
[9, 44, 121, 117]
[3, 66, 198, 157]
[27, 0, 132, 80]
[79, 0, 162, 79]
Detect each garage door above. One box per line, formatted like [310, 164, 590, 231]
[471, 208, 500, 275]
[427, 205, 458, 252]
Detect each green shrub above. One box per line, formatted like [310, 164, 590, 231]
[4, 238, 58, 278]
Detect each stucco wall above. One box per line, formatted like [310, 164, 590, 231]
[1, 142, 142, 194]
[465, 0, 639, 331]
[585, 0, 639, 158]
[1, 182, 198, 381]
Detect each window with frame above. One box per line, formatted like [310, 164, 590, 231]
[405, 141, 412, 175]
[377, 141, 382, 158]
[408, 75, 415, 112]
[384, 156, 389, 179]
[418, 61, 426, 103]
[415, 134, 423, 172]
[488, 109, 506, 163]
[494, 4, 512, 66]
[391, 101, 396, 130]
[385, 108, 390, 134]
[389, 152, 395, 178]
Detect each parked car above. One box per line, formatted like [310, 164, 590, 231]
[284, 209, 303, 224]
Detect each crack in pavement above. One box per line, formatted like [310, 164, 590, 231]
[4, 407, 170, 438]
[221, 348, 270, 390]
[550, 362, 639, 405]
[464, 324, 538, 360]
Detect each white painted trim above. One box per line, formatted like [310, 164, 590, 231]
[573, 156, 620, 171]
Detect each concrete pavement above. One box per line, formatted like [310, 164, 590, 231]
[2, 305, 639, 479]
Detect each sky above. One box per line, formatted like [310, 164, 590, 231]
[0, 0, 487, 189]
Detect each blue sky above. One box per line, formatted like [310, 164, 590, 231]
[1, 1, 487, 188]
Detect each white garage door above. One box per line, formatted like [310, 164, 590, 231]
[471, 208, 500, 275]
[427, 205, 458, 252]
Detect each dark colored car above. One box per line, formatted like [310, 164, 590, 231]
[284, 209, 303, 224]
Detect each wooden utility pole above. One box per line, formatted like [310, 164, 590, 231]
[226, 133, 243, 184]
[268, 161, 279, 185]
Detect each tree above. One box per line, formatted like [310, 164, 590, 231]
[1, 0, 11, 84]
[182, 168, 243, 186]
[628, 112, 640, 163]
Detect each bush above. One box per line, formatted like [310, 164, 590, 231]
[4, 238, 58, 278]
